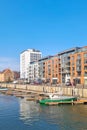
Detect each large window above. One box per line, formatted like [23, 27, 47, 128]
[76, 66, 81, 71]
[84, 66, 87, 70]
[77, 72, 81, 76]
[84, 59, 87, 64]
[84, 53, 87, 58]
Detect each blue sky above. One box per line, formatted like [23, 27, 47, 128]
[0, 0, 87, 71]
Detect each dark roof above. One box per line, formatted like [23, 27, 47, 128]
[20, 49, 41, 54]
[30, 61, 38, 64]
[38, 55, 53, 61]
[58, 47, 81, 55]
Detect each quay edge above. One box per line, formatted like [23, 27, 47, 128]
[0, 83, 87, 98]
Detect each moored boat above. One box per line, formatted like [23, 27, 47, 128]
[39, 93, 77, 104]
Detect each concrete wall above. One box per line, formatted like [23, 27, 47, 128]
[0, 83, 87, 98]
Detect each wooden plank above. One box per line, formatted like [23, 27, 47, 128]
[45, 102, 59, 105]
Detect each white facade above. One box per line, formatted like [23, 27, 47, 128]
[28, 61, 40, 82]
[20, 49, 42, 79]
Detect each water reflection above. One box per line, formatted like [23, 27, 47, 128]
[19, 98, 87, 130]
[0, 94, 87, 130]
[19, 98, 40, 124]
[39, 105, 87, 130]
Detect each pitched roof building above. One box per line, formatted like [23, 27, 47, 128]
[0, 69, 14, 82]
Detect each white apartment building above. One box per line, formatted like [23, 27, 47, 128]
[20, 49, 42, 79]
[28, 61, 40, 82]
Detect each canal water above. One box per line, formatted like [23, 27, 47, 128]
[0, 94, 87, 130]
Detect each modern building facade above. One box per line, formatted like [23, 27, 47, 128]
[20, 49, 42, 80]
[28, 56, 53, 83]
[38, 56, 53, 82]
[41, 47, 81, 84]
[28, 61, 40, 82]
[58, 47, 81, 83]
[20, 46, 87, 85]
[70, 46, 87, 85]
[43, 55, 60, 84]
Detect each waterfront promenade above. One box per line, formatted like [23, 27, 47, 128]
[0, 83, 87, 98]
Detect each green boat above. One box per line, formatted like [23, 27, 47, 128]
[39, 93, 77, 104]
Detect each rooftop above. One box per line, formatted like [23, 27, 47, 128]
[58, 47, 81, 55]
[20, 48, 41, 54]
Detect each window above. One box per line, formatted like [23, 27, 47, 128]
[84, 59, 87, 64]
[77, 54, 81, 59]
[77, 72, 81, 76]
[72, 67, 75, 71]
[76, 66, 81, 71]
[84, 53, 87, 58]
[84, 66, 87, 70]
[84, 72, 87, 76]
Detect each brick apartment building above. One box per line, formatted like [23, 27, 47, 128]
[43, 46, 87, 85]
[70, 46, 87, 85]
[0, 69, 14, 82]
[26, 46, 87, 85]
[44, 55, 61, 84]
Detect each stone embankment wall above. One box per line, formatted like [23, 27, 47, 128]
[0, 83, 87, 98]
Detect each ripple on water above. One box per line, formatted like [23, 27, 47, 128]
[0, 94, 87, 130]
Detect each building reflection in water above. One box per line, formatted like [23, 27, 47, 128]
[19, 98, 87, 129]
[19, 98, 62, 126]
[19, 98, 40, 124]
